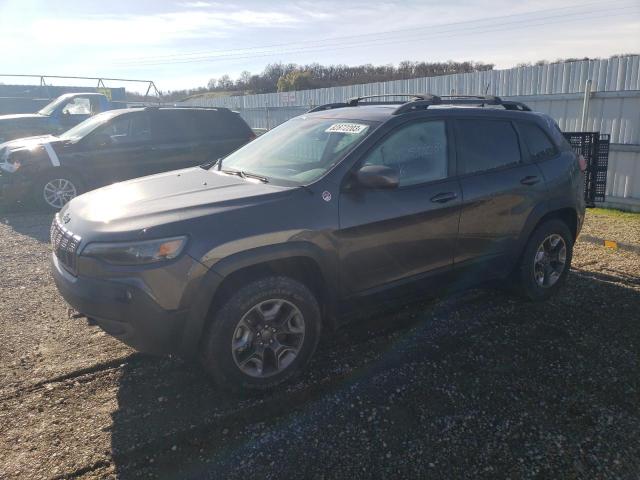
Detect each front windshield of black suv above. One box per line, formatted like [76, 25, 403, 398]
[218, 116, 378, 185]
[58, 110, 123, 142]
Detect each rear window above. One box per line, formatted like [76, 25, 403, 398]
[151, 109, 251, 142]
[455, 119, 521, 174]
[518, 121, 558, 161]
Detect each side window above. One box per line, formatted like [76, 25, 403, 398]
[456, 119, 521, 174]
[518, 122, 558, 161]
[362, 121, 448, 187]
[152, 111, 199, 142]
[94, 114, 151, 145]
[207, 111, 252, 139]
[129, 114, 152, 143]
[61, 97, 91, 115]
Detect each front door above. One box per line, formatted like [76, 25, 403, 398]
[337, 119, 461, 295]
[66, 112, 154, 188]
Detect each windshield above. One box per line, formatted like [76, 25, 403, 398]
[37, 96, 70, 116]
[58, 110, 124, 142]
[218, 116, 378, 185]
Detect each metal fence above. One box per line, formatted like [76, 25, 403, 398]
[184, 56, 640, 109]
[183, 56, 640, 209]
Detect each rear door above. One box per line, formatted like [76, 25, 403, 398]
[148, 110, 214, 172]
[338, 118, 462, 294]
[454, 117, 547, 276]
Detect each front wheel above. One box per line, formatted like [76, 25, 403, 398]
[34, 171, 83, 211]
[516, 219, 574, 301]
[200, 276, 322, 392]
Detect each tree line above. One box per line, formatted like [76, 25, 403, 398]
[153, 54, 635, 102]
[159, 60, 494, 101]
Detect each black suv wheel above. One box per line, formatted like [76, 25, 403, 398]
[34, 170, 83, 211]
[517, 219, 573, 301]
[200, 276, 321, 391]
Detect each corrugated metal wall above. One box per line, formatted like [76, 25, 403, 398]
[184, 56, 640, 109]
[183, 56, 640, 207]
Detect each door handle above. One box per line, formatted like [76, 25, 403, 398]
[430, 192, 458, 203]
[520, 175, 541, 186]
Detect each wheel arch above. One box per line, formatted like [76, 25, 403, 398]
[511, 204, 578, 274]
[35, 165, 86, 187]
[178, 243, 338, 357]
[522, 206, 578, 245]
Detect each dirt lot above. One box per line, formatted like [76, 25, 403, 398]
[1, 209, 639, 480]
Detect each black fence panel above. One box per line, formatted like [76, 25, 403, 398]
[562, 132, 610, 206]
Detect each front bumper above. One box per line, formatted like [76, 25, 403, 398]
[51, 253, 190, 355]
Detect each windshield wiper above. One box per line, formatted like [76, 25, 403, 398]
[221, 168, 269, 183]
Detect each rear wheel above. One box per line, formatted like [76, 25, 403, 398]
[34, 171, 83, 211]
[200, 276, 321, 392]
[517, 219, 573, 301]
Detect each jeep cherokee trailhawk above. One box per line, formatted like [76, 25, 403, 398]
[51, 94, 585, 391]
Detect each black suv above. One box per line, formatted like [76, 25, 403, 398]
[0, 106, 254, 209]
[51, 94, 585, 391]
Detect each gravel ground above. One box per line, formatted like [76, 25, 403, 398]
[582, 208, 640, 246]
[0, 209, 639, 479]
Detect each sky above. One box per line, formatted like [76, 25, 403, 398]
[0, 0, 638, 93]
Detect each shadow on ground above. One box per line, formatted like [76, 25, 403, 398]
[108, 271, 640, 479]
[0, 203, 54, 243]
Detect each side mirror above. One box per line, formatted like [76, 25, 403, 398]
[355, 165, 399, 189]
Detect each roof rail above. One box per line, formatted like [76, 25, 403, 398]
[499, 101, 532, 111]
[346, 94, 437, 106]
[140, 105, 231, 111]
[308, 93, 531, 115]
[307, 102, 350, 113]
[393, 94, 531, 114]
[437, 95, 531, 111]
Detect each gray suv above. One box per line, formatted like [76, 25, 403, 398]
[51, 95, 585, 391]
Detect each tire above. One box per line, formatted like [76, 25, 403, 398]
[200, 276, 322, 392]
[516, 219, 573, 301]
[33, 170, 84, 211]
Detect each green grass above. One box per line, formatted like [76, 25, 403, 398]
[590, 207, 640, 221]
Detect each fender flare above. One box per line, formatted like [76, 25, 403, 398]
[178, 241, 339, 357]
[515, 200, 577, 257]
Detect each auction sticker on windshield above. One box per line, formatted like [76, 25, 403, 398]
[325, 123, 369, 134]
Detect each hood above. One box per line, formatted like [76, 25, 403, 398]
[0, 113, 47, 122]
[0, 114, 51, 143]
[1, 134, 60, 150]
[0, 113, 48, 129]
[0, 135, 62, 163]
[63, 167, 293, 235]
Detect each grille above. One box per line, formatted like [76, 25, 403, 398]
[50, 217, 81, 275]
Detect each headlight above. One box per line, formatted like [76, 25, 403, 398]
[0, 160, 20, 173]
[0, 149, 20, 172]
[81, 236, 187, 265]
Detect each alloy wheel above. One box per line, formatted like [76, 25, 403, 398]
[533, 234, 567, 288]
[43, 178, 77, 209]
[231, 299, 305, 378]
